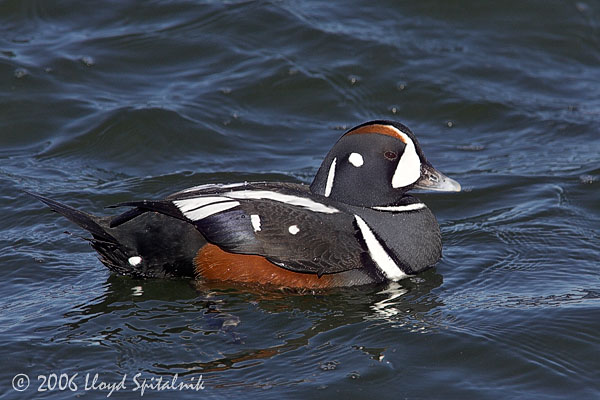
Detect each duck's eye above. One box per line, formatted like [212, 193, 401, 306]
[384, 151, 397, 161]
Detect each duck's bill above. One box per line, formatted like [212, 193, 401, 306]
[414, 164, 461, 192]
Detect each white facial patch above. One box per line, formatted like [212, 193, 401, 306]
[324, 157, 336, 197]
[348, 152, 364, 167]
[391, 131, 421, 189]
[288, 225, 300, 235]
[251, 214, 261, 232]
[354, 215, 408, 281]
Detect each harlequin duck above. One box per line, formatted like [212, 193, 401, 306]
[30, 120, 460, 289]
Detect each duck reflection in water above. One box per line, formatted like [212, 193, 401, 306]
[56, 271, 443, 386]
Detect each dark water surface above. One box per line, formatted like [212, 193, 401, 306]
[1, 1, 599, 399]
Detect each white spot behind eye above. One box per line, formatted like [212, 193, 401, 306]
[128, 256, 142, 266]
[251, 214, 261, 232]
[348, 152, 364, 167]
[288, 225, 300, 235]
[391, 132, 421, 188]
[325, 157, 336, 197]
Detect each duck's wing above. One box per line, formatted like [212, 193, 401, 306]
[111, 189, 366, 276]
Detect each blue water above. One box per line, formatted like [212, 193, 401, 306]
[1, 1, 599, 399]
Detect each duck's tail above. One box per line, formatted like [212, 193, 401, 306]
[27, 192, 205, 278]
[27, 191, 119, 244]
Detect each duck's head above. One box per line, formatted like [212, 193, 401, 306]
[310, 120, 461, 207]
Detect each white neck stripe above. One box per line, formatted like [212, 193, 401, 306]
[354, 215, 408, 281]
[324, 157, 336, 197]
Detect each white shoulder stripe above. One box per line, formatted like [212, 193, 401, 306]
[354, 215, 408, 281]
[174, 196, 232, 213]
[372, 203, 425, 212]
[173, 188, 339, 221]
[173, 197, 240, 221]
[178, 182, 248, 194]
[226, 190, 339, 214]
[183, 201, 240, 221]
